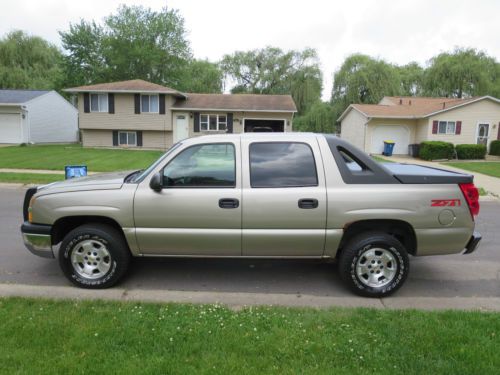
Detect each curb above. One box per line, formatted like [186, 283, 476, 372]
[1, 284, 499, 311]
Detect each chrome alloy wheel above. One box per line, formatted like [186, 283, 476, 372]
[70, 239, 112, 279]
[355, 248, 397, 288]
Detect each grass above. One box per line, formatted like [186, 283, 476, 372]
[371, 155, 395, 163]
[478, 187, 487, 196]
[0, 298, 499, 374]
[0, 172, 64, 184]
[0, 144, 163, 172]
[442, 162, 500, 178]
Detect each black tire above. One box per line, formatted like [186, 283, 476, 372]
[338, 231, 409, 297]
[58, 224, 131, 289]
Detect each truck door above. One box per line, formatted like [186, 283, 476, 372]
[133, 141, 241, 256]
[241, 137, 327, 256]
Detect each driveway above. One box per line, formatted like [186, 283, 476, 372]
[1, 186, 499, 310]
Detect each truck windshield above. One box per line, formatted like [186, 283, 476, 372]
[130, 142, 182, 183]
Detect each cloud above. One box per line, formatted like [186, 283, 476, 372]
[1, 0, 498, 100]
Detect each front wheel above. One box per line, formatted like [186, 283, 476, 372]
[338, 232, 409, 297]
[58, 224, 130, 288]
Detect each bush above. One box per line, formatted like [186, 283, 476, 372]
[419, 141, 454, 160]
[490, 140, 500, 156]
[456, 144, 486, 159]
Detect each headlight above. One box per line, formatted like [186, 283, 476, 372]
[28, 196, 36, 223]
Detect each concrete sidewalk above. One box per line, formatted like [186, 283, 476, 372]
[1, 283, 500, 311]
[0, 168, 97, 175]
[380, 155, 500, 197]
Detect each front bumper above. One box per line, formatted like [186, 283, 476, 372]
[21, 222, 54, 259]
[463, 231, 482, 255]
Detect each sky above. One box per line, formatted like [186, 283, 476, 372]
[1, 0, 499, 100]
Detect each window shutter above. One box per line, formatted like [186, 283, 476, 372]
[134, 94, 140, 114]
[108, 93, 115, 114]
[137, 131, 143, 147]
[432, 120, 438, 134]
[159, 94, 166, 114]
[227, 113, 234, 133]
[112, 131, 118, 146]
[498, 122, 500, 140]
[193, 112, 200, 132]
[455, 121, 461, 135]
[83, 93, 90, 113]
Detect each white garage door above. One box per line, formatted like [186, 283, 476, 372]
[371, 125, 410, 155]
[0, 113, 22, 143]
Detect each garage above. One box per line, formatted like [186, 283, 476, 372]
[244, 119, 285, 132]
[0, 113, 22, 143]
[370, 125, 410, 155]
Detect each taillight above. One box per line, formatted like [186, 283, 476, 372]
[459, 183, 480, 218]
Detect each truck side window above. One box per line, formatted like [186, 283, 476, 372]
[163, 143, 236, 187]
[249, 142, 318, 188]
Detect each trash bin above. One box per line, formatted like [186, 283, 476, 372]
[382, 141, 395, 156]
[65, 165, 87, 180]
[408, 144, 420, 157]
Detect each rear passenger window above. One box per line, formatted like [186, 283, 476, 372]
[249, 142, 318, 188]
[163, 143, 235, 187]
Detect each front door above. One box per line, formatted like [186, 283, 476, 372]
[134, 141, 241, 256]
[241, 138, 327, 256]
[477, 123, 490, 146]
[174, 113, 189, 142]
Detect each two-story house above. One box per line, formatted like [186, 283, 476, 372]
[65, 79, 297, 150]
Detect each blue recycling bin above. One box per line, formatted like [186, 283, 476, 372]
[65, 165, 87, 180]
[382, 141, 395, 156]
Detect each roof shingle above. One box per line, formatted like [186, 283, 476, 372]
[65, 79, 184, 96]
[173, 93, 297, 112]
[341, 96, 498, 120]
[0, 89, 49, 104]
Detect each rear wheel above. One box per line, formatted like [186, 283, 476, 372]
[58, 224, 130, 289]
[338, 232, 409, 297]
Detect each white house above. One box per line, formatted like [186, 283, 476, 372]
[0, 90, 78, 144]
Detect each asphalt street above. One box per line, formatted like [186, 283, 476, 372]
[1, 186, 499, 301]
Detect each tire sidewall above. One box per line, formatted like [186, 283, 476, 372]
[346, 238, 409, 297]
[59, 229, 122, 288]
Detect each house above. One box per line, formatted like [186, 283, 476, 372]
[65, 79, 297, 150]
[0, 89, 78, 144]
[338, 96, 500, 155]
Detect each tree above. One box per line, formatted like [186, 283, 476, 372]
[330, 54, 401, 120]
[397, 62, 424, 96]
[220, 47, 322, 114]
[293, 101, 335, 133]
[60, 5, 192, 88]
[0, 30, 63, 89]
[178, 59, 223, 93]
[424, 47, 500, 98]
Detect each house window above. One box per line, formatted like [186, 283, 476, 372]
[90, 94, 108, 112]
[438, 121, 456, 134]
[141, 95, 159, 113]
[118, 131, 137, 146]
[200, 114, 227, 131]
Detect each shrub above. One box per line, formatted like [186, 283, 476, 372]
[490, 140, 500, 156]
[419, 141, 454, 160]
[456, 144, 486, 159]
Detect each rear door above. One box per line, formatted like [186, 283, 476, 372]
[241, 137, 327, 256]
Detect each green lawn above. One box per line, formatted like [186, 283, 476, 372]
[0, 172, 64, 184]
[0, 144, 163, 172]
[442, 162, 500, 178]
[1, 298, 499, 374]
[371, 155, 394, 163]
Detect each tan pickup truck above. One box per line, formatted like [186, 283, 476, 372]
[21, 133, 481, 297]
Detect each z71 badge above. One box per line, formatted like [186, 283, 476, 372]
[431, 199, 461, 207]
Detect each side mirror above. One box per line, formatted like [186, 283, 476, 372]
[149, 172, 162, 192]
